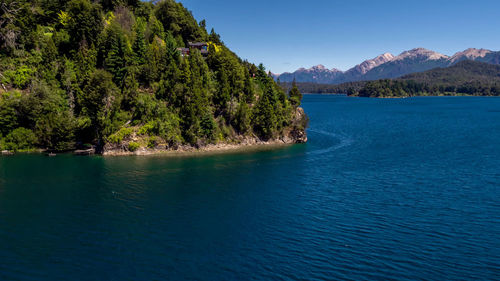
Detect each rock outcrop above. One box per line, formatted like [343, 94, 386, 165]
[102, 107, 308, 156]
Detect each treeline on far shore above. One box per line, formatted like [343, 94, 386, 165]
[280, 60, 500, 98]
[279, 81, 366, 95]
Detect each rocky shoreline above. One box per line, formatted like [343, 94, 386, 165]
[0, 135, 307, 157]
[102, 107, 308, 156]
[1, 108, 308, 157]
[102, 132, 307, 156]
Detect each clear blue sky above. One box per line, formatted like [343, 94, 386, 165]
[181, 0, 500, 73]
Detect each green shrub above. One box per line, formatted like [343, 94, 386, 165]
[138, 122, 155, 136]
[128, 141, 140, 152]
[147, 136, 158, 148]
[0, 96, 19, 136]
[3, 66, 35, 89]
[139, 117, 182, 144]
[200, 113, 217, 141]
[108, 127, 133, 144]
[3, 128, 37, 152]
[35, 111, 77, 151]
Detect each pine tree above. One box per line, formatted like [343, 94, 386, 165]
[105, 29, 128, 86]
[243, 75, 255, 104]
[82, 70, 121, 147]
[132, 22, 147, 65]
[42, 38, 58, 68]
[289, 78, 302, 107]
[252, 90, 277, 140]
[214, 69, 231, 116]
[75, 41, 97, 84]
[164, 32, 178, 60]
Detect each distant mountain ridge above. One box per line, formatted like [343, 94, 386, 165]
[353, 60, 500, 98]
[275, 48, 500, 84]
[276, 64, 343, 84]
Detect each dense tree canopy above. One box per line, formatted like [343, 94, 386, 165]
[0, 0, 305, 152]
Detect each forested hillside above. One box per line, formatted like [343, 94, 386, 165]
[352, 61, 500, 98]
[0, 0, 306, 153]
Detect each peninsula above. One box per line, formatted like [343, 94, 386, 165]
[0, 0, 307, 154]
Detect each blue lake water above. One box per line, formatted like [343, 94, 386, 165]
[0, 95, 499, 280]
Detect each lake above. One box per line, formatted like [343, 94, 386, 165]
[0, 95, 499, 280]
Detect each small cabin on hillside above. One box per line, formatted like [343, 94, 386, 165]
[178, 42, 209, 57]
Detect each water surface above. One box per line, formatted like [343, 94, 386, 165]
[0, 95, 499, 280]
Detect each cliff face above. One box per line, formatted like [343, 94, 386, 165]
[287, 107, 308, 143]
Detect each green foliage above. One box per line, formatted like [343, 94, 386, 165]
[75, 42, 98, 83]
[154, 0, 207, 45]
[0, 0, 306, 153]
[66, 0, 103, 47]
[142, 35, 167, 84]
[128, 141, 140, 151]
[105, 25, 130, 86]
[132, 19, 147, 65]
[147, 136, 157, 148]
[252, 90, 277, 140]
[233, 102, 250, 134]
[145, 15, 165, 42]
[0, 92, 20, 135]
[42, 38, 58, 68]
[288, 79, 302, 107]
[108, 127, 133, 144]
[3, 66, 34, 89]
[200, 112, 217, 141]
[35, 111, 77, 151]
[58, 11, 70, 27]
[3, 128, 37, 152]
[81, 70, 121, 143]
[139, 118, 182, 145]
[100, 0, 137, 11]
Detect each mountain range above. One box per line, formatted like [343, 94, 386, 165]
[354, 60, 500, 98]
[275, 48, 500, 84]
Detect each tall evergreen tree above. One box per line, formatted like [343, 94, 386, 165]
[66, 0, 103, 48]
[105, 27, 129, 87]
[132, 21, 147, 65]
[288, 78, 302, 107]
[252, 90, 277, 140]
[81, 70, 121, 146]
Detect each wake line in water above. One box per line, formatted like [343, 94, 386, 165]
[307, 129, 353, 156]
